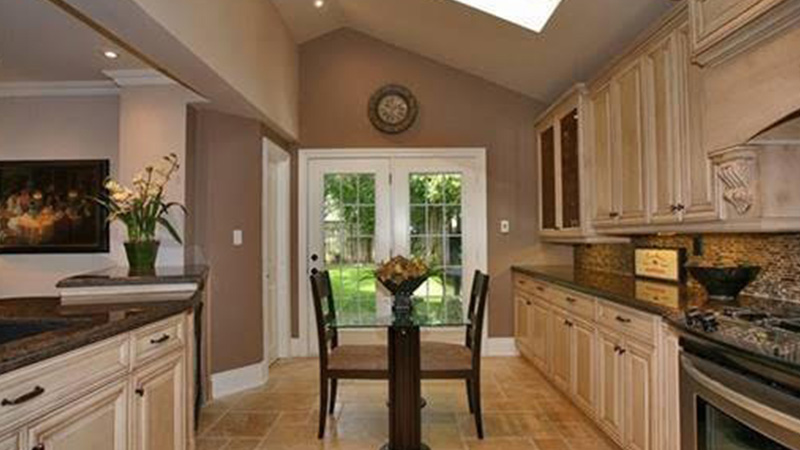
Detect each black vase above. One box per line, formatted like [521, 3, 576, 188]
[379, 276, 428, 315]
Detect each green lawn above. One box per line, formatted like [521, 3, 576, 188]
[327, 264, 463, 317]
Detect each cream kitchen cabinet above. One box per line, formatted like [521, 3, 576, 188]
[514, 292, 533, 359]
[132, 352, 186, 450]
[550, 308, 572, 392]
[0, 312, 194, 450]
[27, 380, 128, 450]
[0, 433, 20, 450]
[513, 272, 666, 450]
[536, 85, 629, 243]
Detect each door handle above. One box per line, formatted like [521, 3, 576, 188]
[310, 268, 319, 275]
[311, 254, 319, 262]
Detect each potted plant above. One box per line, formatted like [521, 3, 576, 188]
[94, 153, 186, 272]
[375, 256, 432, 314]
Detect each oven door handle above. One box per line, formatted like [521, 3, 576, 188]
[681, 355, 800, 434]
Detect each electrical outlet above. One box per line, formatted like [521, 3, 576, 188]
[233, 229, 243, 246]
[500, 220, 510, 234]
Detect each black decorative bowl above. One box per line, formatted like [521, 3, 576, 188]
[687, 265, 761, 300]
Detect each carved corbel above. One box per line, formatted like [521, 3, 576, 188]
[711, 147, 758, 216]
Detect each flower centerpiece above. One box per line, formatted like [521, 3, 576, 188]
[94, 153, 186, 272]
[376, 255, 431, 313]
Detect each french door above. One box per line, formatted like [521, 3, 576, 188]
[304, 150, 486, 350]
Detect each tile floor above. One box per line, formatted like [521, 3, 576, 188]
[196, 357, 621, 450]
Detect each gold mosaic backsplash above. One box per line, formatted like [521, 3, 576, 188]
[574, 234, 800, 302]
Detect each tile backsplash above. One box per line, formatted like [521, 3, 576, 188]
[575, 234, 800, 302]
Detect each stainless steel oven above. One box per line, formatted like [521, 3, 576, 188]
[681, 337, 800, 450]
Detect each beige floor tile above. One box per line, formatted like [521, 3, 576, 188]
[205, 412, 280, 438]
[200, 357, 621, 450]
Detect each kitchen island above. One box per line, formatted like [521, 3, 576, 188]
[0, 266, 207, 450]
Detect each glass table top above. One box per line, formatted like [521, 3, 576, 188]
[329, 305, 470, 329]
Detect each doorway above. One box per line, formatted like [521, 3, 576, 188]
[298, 148, 488, 354]
[263, 139, 291, 367]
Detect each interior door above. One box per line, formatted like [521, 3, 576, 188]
[392, 157, 484, 332]
[307, 158, 392, 348]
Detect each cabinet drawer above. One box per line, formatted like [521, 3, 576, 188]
[0, 335, 129, 432]
[131, 315, 186, 368]
[515, 275, 549, 297]
[549, 288, 596, 321]
[598, 302, 655, 342]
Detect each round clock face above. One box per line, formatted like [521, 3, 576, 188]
[368, 85, 418, 134]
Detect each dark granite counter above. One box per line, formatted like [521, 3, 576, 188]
[0, 294, 200, 376]
[512, 264, 800, 373]
[56, 265, 209, 289]
[512, 264, 702, 315]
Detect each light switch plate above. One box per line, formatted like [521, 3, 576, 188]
[233, 229, 243, 246]
[500, 220, 510, 234]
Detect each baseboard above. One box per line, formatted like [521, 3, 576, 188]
[211, 361, 268, 399]
[486, 337, 520, 356]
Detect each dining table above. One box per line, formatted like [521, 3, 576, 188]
[328, 304, 470, 450]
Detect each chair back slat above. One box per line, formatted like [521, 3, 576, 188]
[310, 271, 340, 367]
[467, 271, 490, 368]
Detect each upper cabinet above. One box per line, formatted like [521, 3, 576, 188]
[586, 6, 720, 233]
[689, 0, 800, 66]
[535, 86, 629, 243]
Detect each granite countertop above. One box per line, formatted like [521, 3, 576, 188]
[512, 264, 800, 372]
[0, 294, 200, 376]
[56, 265, 209, 289]
[512, 264, 703, 316]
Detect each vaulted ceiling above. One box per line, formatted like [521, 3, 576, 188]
[272, 0, 674, 103]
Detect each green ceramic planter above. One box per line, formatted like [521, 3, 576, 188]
[124, 241, 160, 273]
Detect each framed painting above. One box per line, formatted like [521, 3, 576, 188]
[0, 160, 110, 254]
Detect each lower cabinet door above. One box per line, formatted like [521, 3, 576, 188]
[550, 308, 572, 392]
[572, 319, 596, 414]
[515, 294, 532, 357]
[27, 380, 128, 450]
[624, 339, 654, 450]
[597, 330, 624, 441]
[132, 352, 186, 450]
[531, 299, 550, 371]
[0, 433, 21, 450]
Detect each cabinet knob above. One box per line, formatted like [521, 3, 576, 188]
[618, 347, 627, 356]
[609, 212, 619, 218]
[32, 445, 45, 450]
[135, 387, 145, 397]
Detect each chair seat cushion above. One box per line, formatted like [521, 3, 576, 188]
[421, 341, 473, 373]
[329, 345, 388, 372]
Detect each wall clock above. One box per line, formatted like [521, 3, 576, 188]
[368, 84, 419, 134]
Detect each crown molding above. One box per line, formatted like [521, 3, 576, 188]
[102, 69, 177, 87]
[0, 81, 119, 98]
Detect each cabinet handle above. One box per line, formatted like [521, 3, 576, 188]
[150, 334, 171, 345]
[564, 320, 573, 327]
[135, 387, 145, 397]
[32, 445, 45, 450]
[615, 315, 631, 324]
[1, 385, 45, 406]
[566, 297, 577, 304]
[608, 212, 619, 218]
[526, 300, 532, 306]
[618, 347, 627, 355]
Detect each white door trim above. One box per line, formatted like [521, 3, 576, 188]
[262, 139, 291, 367]
[297, 148, 488, 357]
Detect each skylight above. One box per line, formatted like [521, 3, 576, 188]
[449, 0, 564, 33]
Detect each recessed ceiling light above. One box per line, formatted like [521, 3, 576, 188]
[448, 0, 563, 33]
[314, 0, 325, 8]
[103, 50, 119, 59]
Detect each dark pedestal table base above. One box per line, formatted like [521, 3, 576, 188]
[385, 323, 428, 450]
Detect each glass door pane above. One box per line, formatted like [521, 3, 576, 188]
[323, 173, 377, 321]
[698, 398, 791, 450]
[408, 173, 464, 321]
[307, 159, 391, 333]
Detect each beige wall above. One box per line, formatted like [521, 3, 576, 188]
[126, 0, 299, 140]
[188, 107, 264, 373]
[297, 29, 572, 337]
[0, 96, 120, 297]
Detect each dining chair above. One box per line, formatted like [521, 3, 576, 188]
[420, 270, 490, 439]
[309, 270, 389, 438]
